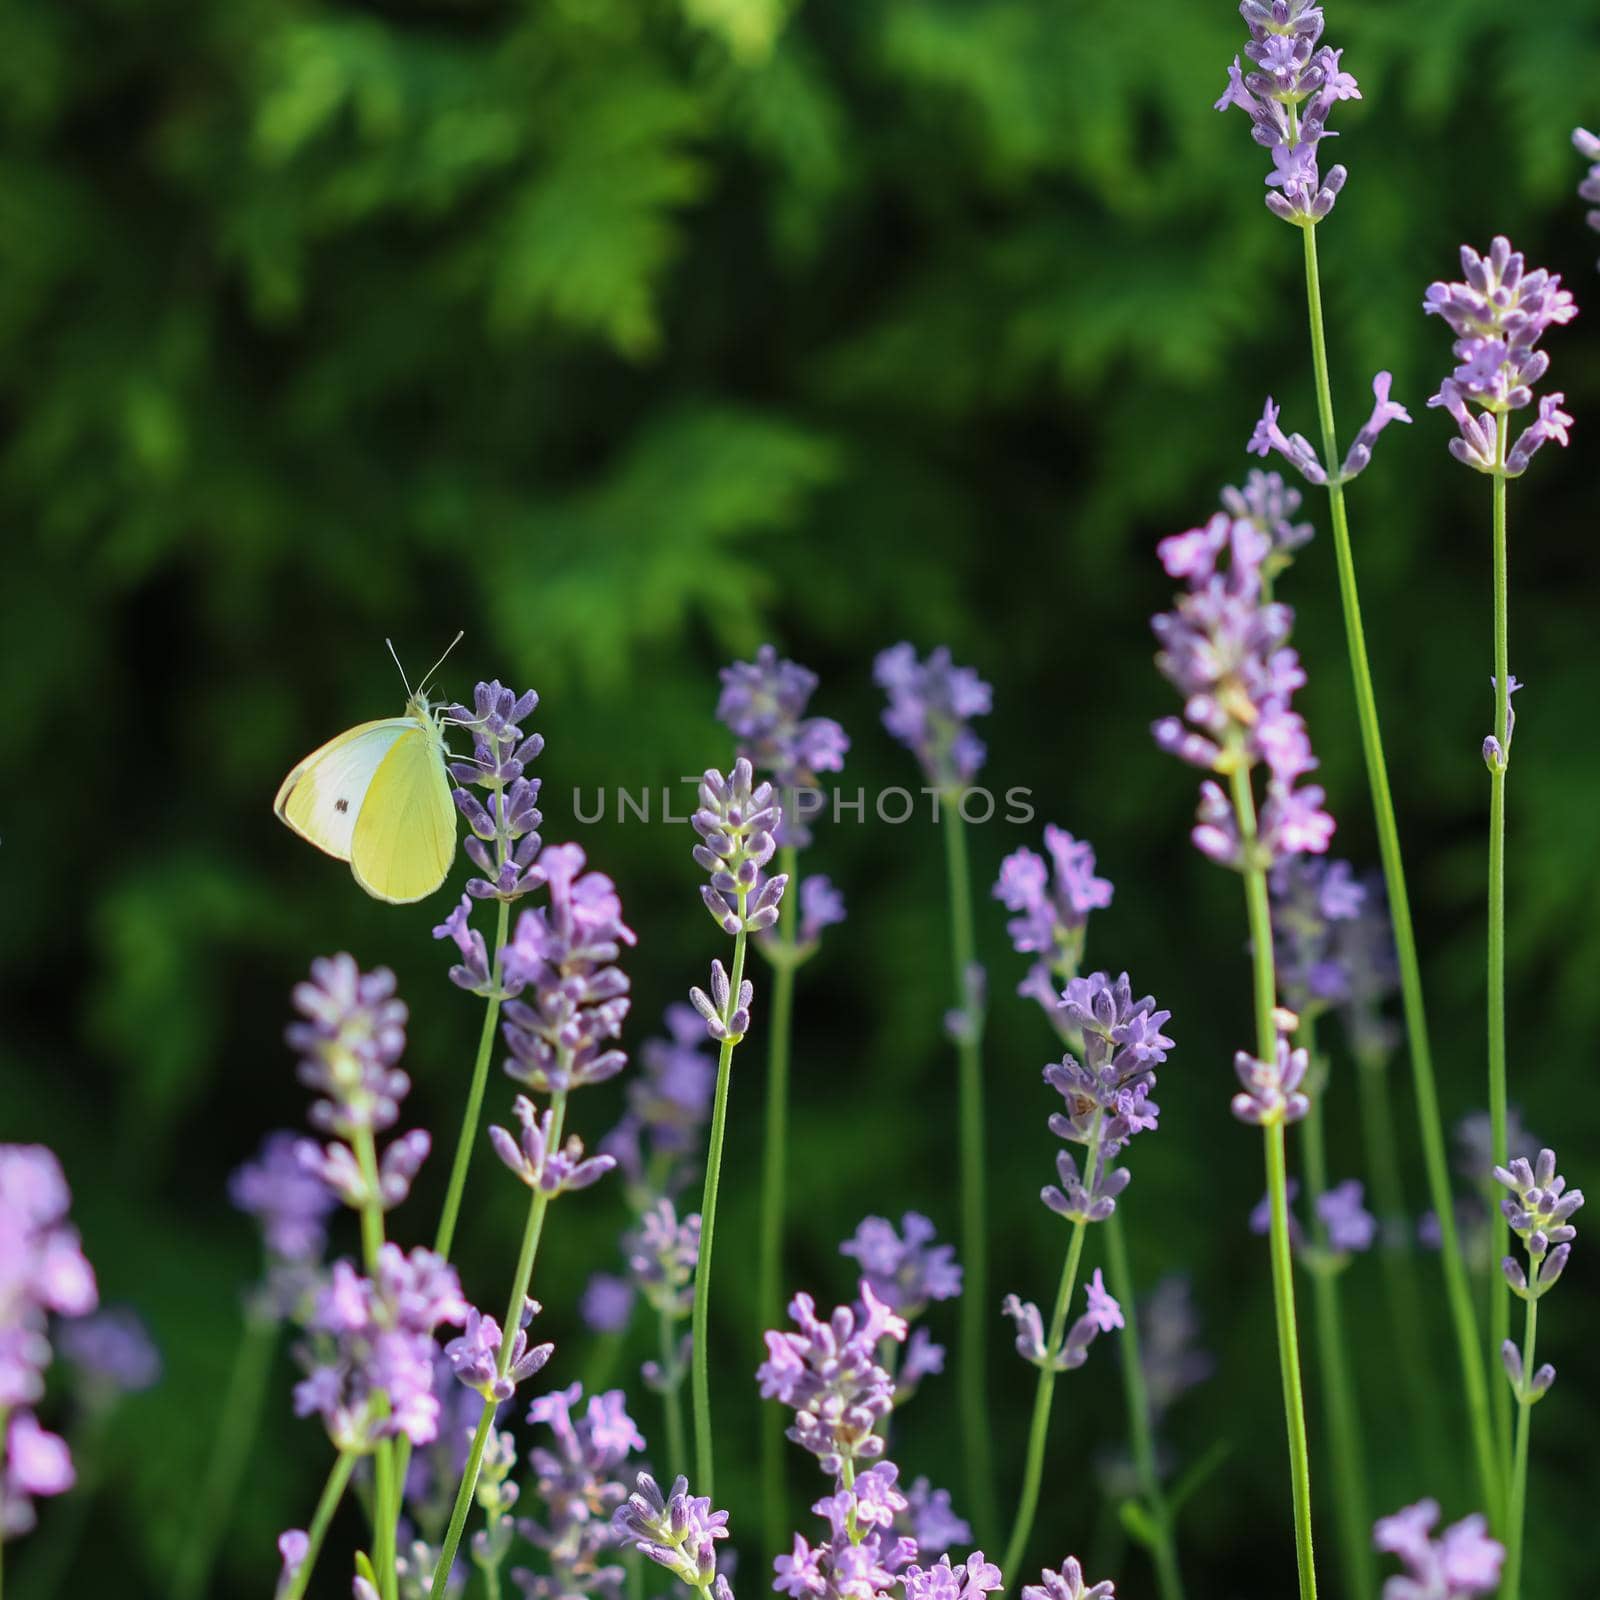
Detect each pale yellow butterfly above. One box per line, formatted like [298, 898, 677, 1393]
[273, 636, 464, 904]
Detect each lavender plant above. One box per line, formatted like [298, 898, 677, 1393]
[1422, 236, 1576, 1495]
[1372, 1500, 1503, 1600]
[687, 758, 788, 1498]
[716, 645, 848, 1552]
[874, 643, 996, 1541]
[1213, 1, 1499, 1526]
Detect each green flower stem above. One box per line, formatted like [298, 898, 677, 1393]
[1352, 1050, 1442, 1459]
[759, 843, 800, 1555]
[353, 1129, 401, 1600]
[437, 896, 512, 1260]
[429, 1091, 569, 1600]
[661, 1302, 688, 1482]
[283, 1448, 359, 1600]
[1298, 1026, 1374, 1600]
[939, 797, 996, 1545]
[1502, 1295, 1537, 1600]
[1000, 1218, 1087, 1584]
[1299, 221, 1499, 1525]
[1101, 1210, 1185, 1600]
[1488, 417, 1512, 1482]
[1229, 764, 1316, 1600]
[170, 1304, 281, 1600]
[692, 909, 749, 1502]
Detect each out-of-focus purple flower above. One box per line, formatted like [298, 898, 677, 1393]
[796, 876, 847, 951]
[445, 681, 545, 904]
[1083, 1270, 1123, 1333]
[2, 1411, 75, 1537]
[718, 646, 848, 848]
[288, 954, 410, 1137]
[1020, 1558, 1116, 1600]
[58, 1306, 161, 1398]
[775, 1466, 919, 1600]
[292, 1246, 468, 1451]
[1424, 238, 1577, 478]
[502, 844, 635, 1095]
[1247, 398, 1328, 485]
[275, 1529, 309, 1599]
[231, 1131, 339, 1265]
[490, 1096, 615, 1197]
[1318, 1181, 1377, 1253]
[901, 1551, 1004, 1600]
[1215, 0, 1358, 226]
[1330, 870, 1400, 1063]
[1499, 1339, 1556, 1403]
[1138, 1276, 1213, 1425]
[1270, 855, 1363, 1017]
[625, 1201, 700, 1316]
[1373, 1499, 1502, 1597]
[1152, 516, 1334, 870]
[445, 1300, 554, 1403]
[0, 1145, 97, 1430]
[758, 1284, 906, 1474]
[516, 1384, 644, 1600]
[1221, 469, 1314, 581]
[874, 644, 992, 791]
[944, 962, 986, 1048]
[602, 1005, 715, 1200]
[840, 1213, 962, 1314]
[613, 1471, 728, 1589]
[581, 1274, 636, 1336]
[994, 828, 1113, 1011]
[692, 760, 788, 939]
[1454, 1108, 1539, 1185]
[1231, 1035, 1310, 1126]
[896, 1478, 972, 1558]
[1041, 973, 1173, 1221]
[1574, 129, 1600, 266]
[1001, 1274, 1121, 1376]
[298, 1127, 431, 1215]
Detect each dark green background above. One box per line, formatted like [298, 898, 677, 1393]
[3, 0, 1597, 1594]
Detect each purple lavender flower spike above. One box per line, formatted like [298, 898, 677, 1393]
[1220, 469, 1315, 580]
[774, 1472, 919, 1600]
[490, 1094, 616, 1195]
[757, 1283, 907, 1473]
[718, 645, 848, 848]
[231, 1130, 339, 1265]
[288, 954, 411, 1137]
[613, 1471, 729, 1589]
[1373, 1499, 1502, 1597]
[1424, 238, 1577, 477]
[692, 759, 788, 938]
[445, 681, 545, 903]
[840, 1212, 963, 1314]
[1341, 372, 1413, 481]
[1020, 1558, 1116, 1600]
[626, 1200, 700, 1314]
[58, 1307, 161, 1399]
[1231, 1034, 1311, 1125]
[1216, 0, 1358, 226]
[445, 1299, 554, 1402]
[994, 827, 1112, 1010]
[1575, 128, 1600, 265]
[1494, 1148, 1582, 1307]
[1248, 397, 1327, 485]
[901, 1551, 1004, 1600]
[874, 643, 992, 791]
[1270, 854, 1362, 1017]
[501, 843, 634, 1094]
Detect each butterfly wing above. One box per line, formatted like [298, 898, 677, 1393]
[274, 719, 414, 863]
[349, 722, 457, 904]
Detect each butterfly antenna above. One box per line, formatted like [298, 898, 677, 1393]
[417, 630, 466, 698]
[385, 638, 415, 700]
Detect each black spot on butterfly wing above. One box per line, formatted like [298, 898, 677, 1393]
[335, 798, 350, 813]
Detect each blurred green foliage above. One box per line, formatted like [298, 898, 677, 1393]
[3, 0, 1600, 1595]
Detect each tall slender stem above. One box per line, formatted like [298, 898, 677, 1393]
[1502, 1295, 1537, 1600]
[436, 897, 512, 1259]
[1299, 1028, 1374, 1600]
[659, 1303, 688, 1482]
[1487, 420, 1512, 1482]
[759, 843, 799, 1554]
[692, 920, 749, 1501]
[353, 1129, 400, 1600]
[1001, 1219, 1086, 1583]
[282, 1449, 358, 1600]
[1229, 766, 1316, 1600]
[170, 1308, 281, 1600]
[430, 1093, 569, 1600]
[1298, 221, 1499, 1524]
[1102, 1210, 1185, 1600]
[940, 798, 996, 1543]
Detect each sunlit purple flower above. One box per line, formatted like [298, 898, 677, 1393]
[875, 644, 992, 790]
[994, 827, 1113, 1010]
[1373, 1499, 1502, 1597]
[840, 1213, 962, 1314]
[901, 1551, 1003, 1600]
[1425, 238, 1577, 478]
[445, 680, 545, 903]
[613, 1471, 728, 1589]
[896, 1478, 972, 1558]
[692, 759, 788, 939]
[775, 1472, 919, 1600]
[490, 1095, 615, 1196]
[1001, 1276, 1121, 1375]
[1231, 1035, 1310, 1126]
[758, 1284, 906, 1474]
[1220, 469, 1315, 582]
[1021, 1557, 1116, 1600]
[288, 954, 410, 1137]
[445, 1300, 554, 1403]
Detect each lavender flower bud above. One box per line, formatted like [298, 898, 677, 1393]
[688, 959, 754, 1044]
[692, 759, 787, 935]
[1231, 1035, 1310, 1126]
